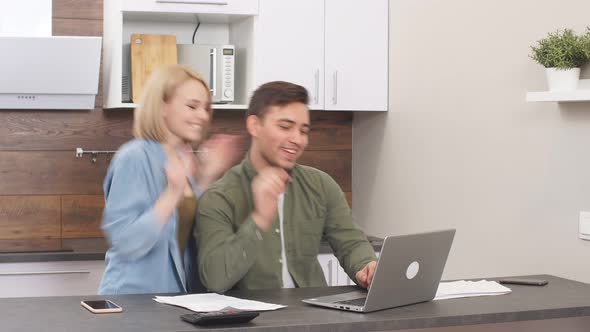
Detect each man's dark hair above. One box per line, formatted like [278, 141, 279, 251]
[247, 81, 309, 118]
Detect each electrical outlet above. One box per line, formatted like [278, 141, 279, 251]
[579, 211, 590, 241]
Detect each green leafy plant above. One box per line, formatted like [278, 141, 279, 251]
[582, 27, 590, 59]
[530, 29, 588, 69]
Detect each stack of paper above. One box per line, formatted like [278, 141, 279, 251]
[153, 293, 287, 312]
[434, 280, 512, 300]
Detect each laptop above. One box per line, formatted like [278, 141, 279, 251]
[302, 229, 455, 313]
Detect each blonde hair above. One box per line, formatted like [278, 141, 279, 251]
[133, 64, 211, 142]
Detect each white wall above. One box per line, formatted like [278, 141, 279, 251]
[353, 0, 590, 283]
[0, 0, 51, 37]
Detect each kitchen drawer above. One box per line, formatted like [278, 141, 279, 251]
[122, 0, 259, 15]
[0, 260, 105, 298]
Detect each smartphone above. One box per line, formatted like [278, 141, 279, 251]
[81, 300, 123, 314]
[498, 278, 548, 286]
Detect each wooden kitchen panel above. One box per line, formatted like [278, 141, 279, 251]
[0, 150, 349, 195]
[0, 152, 108, 195]
[0, 196, 60, 239]
[307, 112, 352, 151]
[52, 18, 102, 37]
[0, 111, 350, 151]
[0, 110, 133, 151]
[345, 192, 352, 208]
[62, 195, 105, 239]
[298, 151, 352, 192]
[53, 0, 103, 20]
[0, 239, 63, 252]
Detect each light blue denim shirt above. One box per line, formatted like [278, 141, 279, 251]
[98, 139, 204, 295]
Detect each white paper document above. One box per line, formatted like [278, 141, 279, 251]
[153, 293, 287, 312]
[434, 280, 512, 300]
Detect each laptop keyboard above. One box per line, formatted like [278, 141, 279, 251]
[334, 297, 367, 307]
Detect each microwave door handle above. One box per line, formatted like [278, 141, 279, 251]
[209, 48, 217, 97]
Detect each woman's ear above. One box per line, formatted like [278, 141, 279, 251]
[160, 99, 169, 120]
[246, 115, 259, 138]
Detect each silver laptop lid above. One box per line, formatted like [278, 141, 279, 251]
[363, 229, 455, 312]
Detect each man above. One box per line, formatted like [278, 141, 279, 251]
[197, 81, 377, 293]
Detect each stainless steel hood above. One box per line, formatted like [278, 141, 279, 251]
[0, 36, 102, 110]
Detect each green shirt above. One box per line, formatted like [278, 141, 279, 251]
[196, 157, 377, 293]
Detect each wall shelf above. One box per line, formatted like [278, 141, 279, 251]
[526, 79, 590, 103]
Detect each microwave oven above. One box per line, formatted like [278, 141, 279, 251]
[177, 44, 235, 104]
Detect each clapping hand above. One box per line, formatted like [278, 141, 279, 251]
[196, 134, 245, 189]
[251, 167, 291, 231]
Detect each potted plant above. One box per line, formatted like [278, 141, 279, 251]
[530, 29, 588, 91]
[583, 27, 590, 60]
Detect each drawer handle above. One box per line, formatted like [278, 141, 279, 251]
[332, 70, 338, 105]
[0, 270, 91, 276]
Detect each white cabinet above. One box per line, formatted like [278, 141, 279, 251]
[318, 253, 337, 286]
[254, 0, 325, 110]
[103, 0, 258, 109]
[317, 254, 356, 286]
[121, 0, 259, 15]
[0, 260, 105, 298]
[324, 0, 388, 111]
[255, 0, 388, 111]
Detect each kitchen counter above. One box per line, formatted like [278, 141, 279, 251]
[0, 236, 383, 263]
[1, 275, 589, 331]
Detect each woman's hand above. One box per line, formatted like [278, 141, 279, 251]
[166, 145, 194, 198]
[154, 145, 194, 225]
[196, 134, 245, 189]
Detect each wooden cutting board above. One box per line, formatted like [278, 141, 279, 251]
[130, 34, 177, 102]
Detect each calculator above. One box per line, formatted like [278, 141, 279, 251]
[180, 310, 260, 326]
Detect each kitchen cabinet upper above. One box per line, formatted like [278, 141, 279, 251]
[103, 0, 388, 111]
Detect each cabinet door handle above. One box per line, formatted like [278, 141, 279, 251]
[0, 270, 91, 276]
[327, 259, 333, 286]
[314, 69, 320, 105]
[156, 0, 229, 5]
[332, 70, 338, 105]
[210, 47, 217, 97]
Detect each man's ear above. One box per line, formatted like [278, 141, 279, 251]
[246, 115, 259, 138]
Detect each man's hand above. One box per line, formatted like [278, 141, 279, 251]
[250, 167, 290, 232]
[355, 261, 377, 289]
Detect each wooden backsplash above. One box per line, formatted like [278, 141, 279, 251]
[0, 0, 353, 251]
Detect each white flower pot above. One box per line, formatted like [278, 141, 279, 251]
[545, 68, 580, 91]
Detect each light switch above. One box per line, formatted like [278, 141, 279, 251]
[579, 211, 590, 241]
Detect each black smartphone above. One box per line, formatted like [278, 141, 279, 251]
[498, 278, 548, 286]
[180, 310, 259, 326]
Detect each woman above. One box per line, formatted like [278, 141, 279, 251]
[98, 65, 241, 295]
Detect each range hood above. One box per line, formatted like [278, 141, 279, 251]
[0, 36, 102, 110]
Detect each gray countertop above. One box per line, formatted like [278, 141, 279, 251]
[0, 236, 383, 263]
[1, 275, 589, 331]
